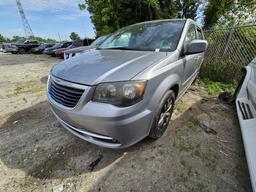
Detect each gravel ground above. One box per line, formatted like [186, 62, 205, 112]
[0, 53, 252, 192]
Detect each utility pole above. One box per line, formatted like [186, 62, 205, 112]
[58, 33, 62, 42]
[16, 0, 34, 38]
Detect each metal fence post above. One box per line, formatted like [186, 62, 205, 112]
[222, 28, 235, 58]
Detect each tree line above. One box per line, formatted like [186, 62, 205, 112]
[79, 0, 255, 36]
[1, 0, 254, 42]
[0, 34, 57, 44]
[0, 32, 81, 43]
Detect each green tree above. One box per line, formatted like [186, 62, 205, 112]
[11, 36, 26, 43]
[79, 0, 201, 36]
[178, 0, 200, 19]
[70, 32, 79, 40]
[0, 34, 6, 43]
[204, 0, 256, 29]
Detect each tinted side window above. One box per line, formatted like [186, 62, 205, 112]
[185, 24, 196, 44]
[184, 24, 196, 52]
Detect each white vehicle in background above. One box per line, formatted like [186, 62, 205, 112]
[64, 35, 109, 60]
[236, 57, 256, 192]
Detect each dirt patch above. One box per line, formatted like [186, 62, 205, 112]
[0, 54, 251, 192]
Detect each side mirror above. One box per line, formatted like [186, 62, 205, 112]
[186, 40, 208, 54]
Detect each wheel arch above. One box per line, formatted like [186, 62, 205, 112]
[147, 74, 181, 112]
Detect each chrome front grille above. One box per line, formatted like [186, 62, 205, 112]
[49, 78, 84, 108]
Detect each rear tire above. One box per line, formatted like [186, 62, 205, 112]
[149, 90, 176, 139]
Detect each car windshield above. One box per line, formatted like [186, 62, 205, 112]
[98, 20, 185, 52]
[90, 35, 108, 47]
[52, 43, 62, 49]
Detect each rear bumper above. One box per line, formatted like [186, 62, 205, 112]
[55, 52, 64, 58]
[48, 88, 154, 148]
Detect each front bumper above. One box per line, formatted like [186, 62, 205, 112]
[47, 78, 153, 148]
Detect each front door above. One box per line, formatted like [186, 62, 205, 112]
[182, 24, 198, 88]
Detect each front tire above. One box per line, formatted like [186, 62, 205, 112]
[149, 90, 176, 139]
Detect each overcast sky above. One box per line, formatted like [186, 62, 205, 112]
[0, 0, 95, 40]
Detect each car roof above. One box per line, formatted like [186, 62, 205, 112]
[128, 19, 191, 26]
[117, 19, 199, 32]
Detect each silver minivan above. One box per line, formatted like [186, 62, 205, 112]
[47, 19, 207, 148]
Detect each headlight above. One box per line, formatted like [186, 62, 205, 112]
[92, 80, 147, 107]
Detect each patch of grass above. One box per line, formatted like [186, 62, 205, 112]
[181, 160, 193, 177]
[176, 160, 209, 192]
[14, 80, 45, 95]
[196, 78, 235, 96]
[187, 116, 200, 132]
[175, 104, 186, 114]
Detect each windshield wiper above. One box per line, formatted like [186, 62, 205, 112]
[97, 47, 137, 50]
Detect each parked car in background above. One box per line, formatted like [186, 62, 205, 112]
[236, 57, 256, 192]
[31, 43, 54, 54]
[43, 42, 72, 56]
[47, 19, 207, 148]
[11, 40, 40, 54]
[54, 39, 84, 59]
[64, 35, 109, 60]
[83, 38, 95, 46]
[1, 43, 18, 53]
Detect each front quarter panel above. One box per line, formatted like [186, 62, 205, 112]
[133, 51, 183, 130]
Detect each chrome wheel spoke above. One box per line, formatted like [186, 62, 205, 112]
[157, 97, 173, 131]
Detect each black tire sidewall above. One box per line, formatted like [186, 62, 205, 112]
[149, 90, 176, 139]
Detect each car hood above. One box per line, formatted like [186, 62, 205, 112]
[52, 49, 172, 85]
[65, 46, 94, 54]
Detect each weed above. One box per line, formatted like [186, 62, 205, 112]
[195, 78, 235, 96]
[187, 116, 200, 132]
[200, 58, 243, 84]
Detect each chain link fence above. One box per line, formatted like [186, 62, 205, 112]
[201, 25, 256, 84]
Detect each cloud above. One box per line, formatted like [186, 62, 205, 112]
[0, 0, 85, 12]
